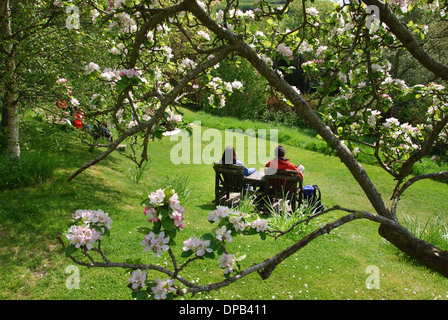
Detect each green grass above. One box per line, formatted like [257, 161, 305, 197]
[1, 113, 447, 300]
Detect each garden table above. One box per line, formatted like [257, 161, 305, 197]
[244, 171, 266, 196]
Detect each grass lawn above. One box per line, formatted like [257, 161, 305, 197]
[0, 110, 447, 301]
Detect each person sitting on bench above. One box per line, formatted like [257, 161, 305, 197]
[218, 146, 256, 177]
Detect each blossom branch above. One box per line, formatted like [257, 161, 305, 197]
[68, 45, 234, 181]
[361, 0, 448, 81]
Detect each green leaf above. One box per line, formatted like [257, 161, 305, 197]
[115, 78, 129, 92]
[136, 226, 152, 234]
[65, 244, 78, 257]
[181, 250, 194, 258]
[132, 290, 149, 300]
[235, 252, 246, 261]
[200, 233, 215, 241]
[204, 251, 215, 259]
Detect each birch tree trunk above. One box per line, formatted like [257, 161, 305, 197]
[1, 0, 20, 160]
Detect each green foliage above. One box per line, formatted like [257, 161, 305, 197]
[203, 59, 269, 120]
[0, 152, 56, 190]
[402, 214, 448, 251]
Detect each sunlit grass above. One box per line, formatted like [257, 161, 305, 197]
[1, 116, 447, 300]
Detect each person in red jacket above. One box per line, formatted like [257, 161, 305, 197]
[265, 145, 304, 179]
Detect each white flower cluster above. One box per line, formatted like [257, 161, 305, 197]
[182, 235, 213, 257]
[208, 206, 268, 234]
[217, 253, 237, 274]
[151, 278, 176, 300]
[140, 231, 170, 257]
[128, 269, 147, 290]
[66, 209, 113, 250]
[128, 271, 177, 300]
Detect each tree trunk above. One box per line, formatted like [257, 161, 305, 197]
[1, 0, 20, 160]
[6, 92, 19, 160]
[379, 225, 448, 277]
[1, 94, 7, 133]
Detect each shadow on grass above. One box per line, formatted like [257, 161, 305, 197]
[0, 122, 130, 271]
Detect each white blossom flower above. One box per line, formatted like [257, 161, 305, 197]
[140, 231, 170, 257]
[66, 224, 102, 250]
[215, 225, 233, 243]
[100, 68, 118, 81]
[70, 98, 80, 106]
[197, 30, 210, 41]
[183, 235, 213, 256]
[181, 58, 196, 70]
[316, 45, 328, 56]
[277, 43, 292, 57]
[217, 253, 236, 274]
[367, 109, 381, 126]
[231, 81, 243, 90]
[169, 211, 184, 229]
[128, 269, 147, 290]
[298, 40, 313, 54]
[149, 189, 165, 204]
[110, 47, 121, 55]
[306, 7, 319, 16]
[119, 68, 140, 78]
[384, 117, 400, 128]
[151, 278, 176, 300]
[208, 205, 231, 222]
[252, 218, 268, 232]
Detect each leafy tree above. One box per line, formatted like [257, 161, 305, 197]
[44, 0, 448, 298]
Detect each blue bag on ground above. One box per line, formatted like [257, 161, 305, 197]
[303, 184, 324, 214]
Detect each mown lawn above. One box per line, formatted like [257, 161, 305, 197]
[0, 111, 447, 301]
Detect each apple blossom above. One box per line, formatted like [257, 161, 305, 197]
[252, 218, 268, 232]
[149, 189, 165, 204]
[144, 206, 159, 222]
[181, 58, 196, 70]
[277, 43, 292, 58]
[207, 205, 231, 222]
[306, 7, 319, 16]
[215, 225, 233, 243]
[217, 253, 237, 274]
[151, 278, 176, 300]
[119, 68, 140, 78]
[85, 62, 100, 73]
[183, 235, 212, 257]
[66, 224, 102, 250]
[140, 231, 170, 257]
[128, 269, 147, 290]
[100, 68, 118, 81]
[197, 30, 210, 41]
[169, 211, 185, 229]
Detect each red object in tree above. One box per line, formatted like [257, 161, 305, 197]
[74, 112, 84, 129]
[57, 99, 67, 108]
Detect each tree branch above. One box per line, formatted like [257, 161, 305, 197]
[391, 170, 448, 216]
[68, 45, 234, 181]
[362, 0, 448, 80]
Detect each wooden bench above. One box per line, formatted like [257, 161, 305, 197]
[264, 169, 303, 212]
[213, 163, 245, 204]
